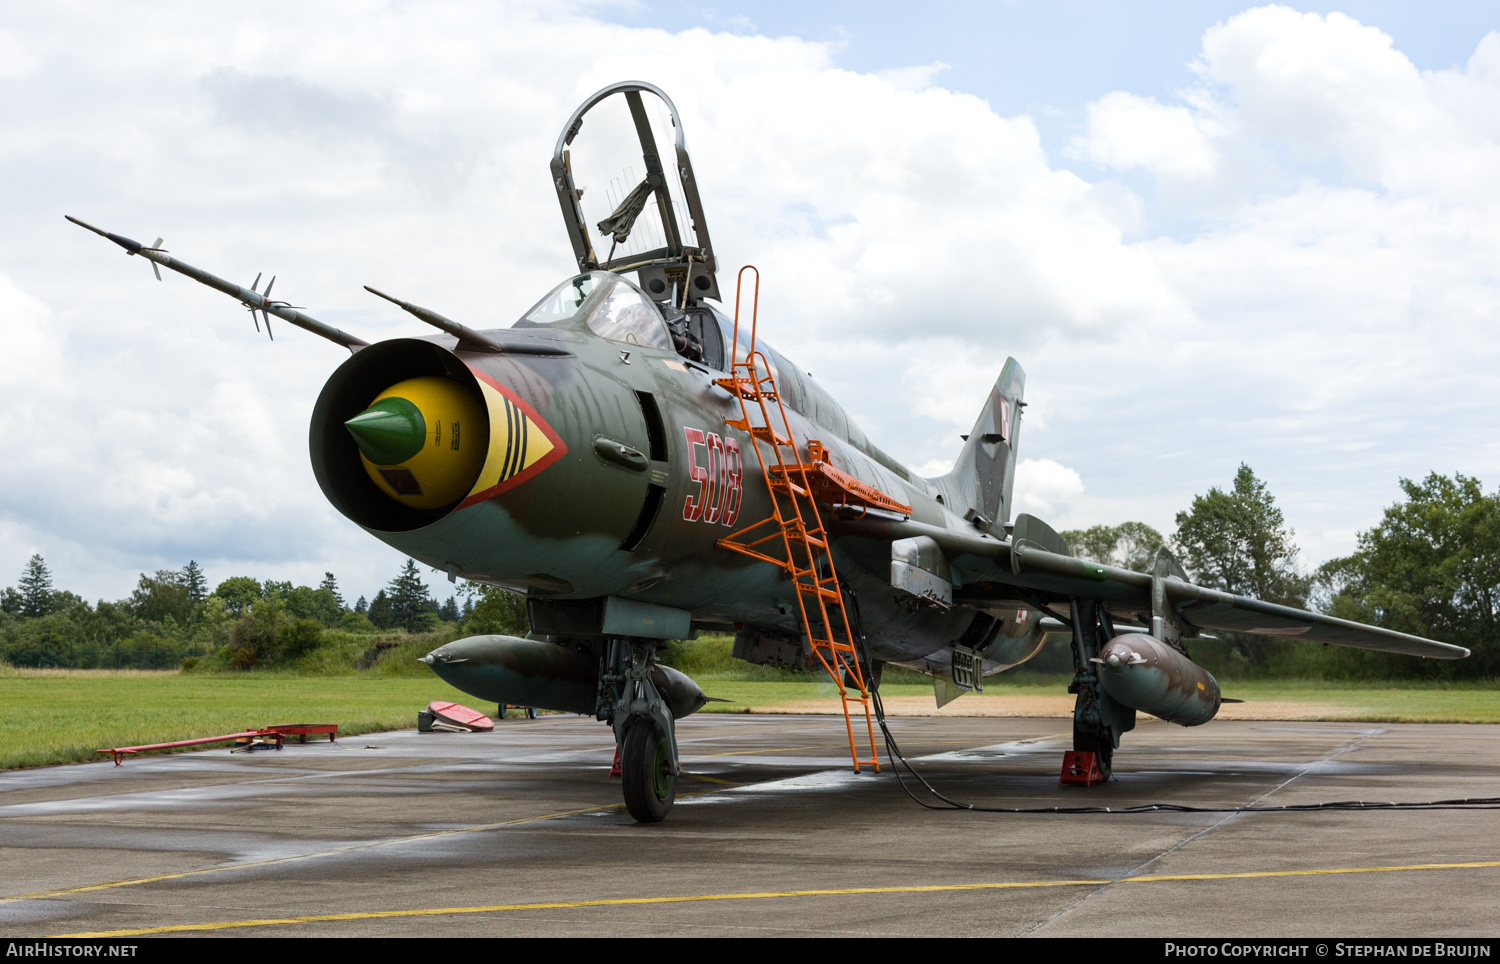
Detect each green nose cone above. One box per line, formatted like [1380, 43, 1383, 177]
[345, 396, 427, 466]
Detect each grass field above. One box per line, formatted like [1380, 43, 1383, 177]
[1, 667, 1495, 771]
[0, 669, 479, 770]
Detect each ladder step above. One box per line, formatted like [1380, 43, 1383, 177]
[712, 378, 778, 402]
[768, 477, 808, 497]
[778, 518, 819, 538]
[750, 426, 792, 445]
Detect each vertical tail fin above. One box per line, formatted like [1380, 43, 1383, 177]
[933, 358, 1025, 533]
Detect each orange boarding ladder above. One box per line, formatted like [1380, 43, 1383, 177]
[713, 266, 880, 773]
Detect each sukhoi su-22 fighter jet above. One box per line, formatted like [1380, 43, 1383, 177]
[69, 82, 1468, 823]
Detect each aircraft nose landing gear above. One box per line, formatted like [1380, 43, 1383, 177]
[621, 719, 676, 822]
[602, 638, 682, 823]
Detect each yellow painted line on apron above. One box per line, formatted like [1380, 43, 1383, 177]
[681, 772, 743, 787]
[53, 860, 1500, 938]
[56, 880, 1108, 937]
[3, 801, 627, 903]
[686, 745, 823, 760]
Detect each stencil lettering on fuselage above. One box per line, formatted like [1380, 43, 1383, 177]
[683, 427, 742, 526]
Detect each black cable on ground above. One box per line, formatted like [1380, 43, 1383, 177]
[871, 686, 1500, 814]
[849, 620, 1500, 815]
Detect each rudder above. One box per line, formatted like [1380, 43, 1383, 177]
[933, 358, 1025, 533]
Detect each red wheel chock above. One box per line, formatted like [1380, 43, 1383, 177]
[1059, 751, 1105, 786]
[609, 747, 622, 779]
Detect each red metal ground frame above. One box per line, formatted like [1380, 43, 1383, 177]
[99, 729, 284, 766]
[98, 723, 340, 764]
[268, 723, 339, 743]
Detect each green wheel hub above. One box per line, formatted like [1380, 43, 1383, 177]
[621, 720, 677, 822]
[651, 731, 674, 800]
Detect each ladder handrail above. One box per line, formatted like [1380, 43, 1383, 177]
[716, 266, 879, 772]
[730, 265, 761, 367]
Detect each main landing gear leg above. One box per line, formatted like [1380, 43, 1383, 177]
[1066, 599, 1135, 781]
[602, 638, 680, 823]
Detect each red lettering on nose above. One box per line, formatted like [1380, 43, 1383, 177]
[721, 437, 742, 526]
[705, 433, 725, 524]
[682, 427, 707, 521]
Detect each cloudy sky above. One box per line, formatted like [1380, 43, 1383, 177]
[3, 1, 1498, 604]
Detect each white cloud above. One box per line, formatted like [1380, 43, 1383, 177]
[876, 61, 950, 92]
[1071, 91, 1219, 180]
[1076, 6, 1500, 206]
[3, 3, 1500, 601]
[1027, 7, 1500, 566]
[1197, 7, 1500, 201]
[0, 29, 35, 79]
[1011, 458, 1084, 522]
[912, 459, 955, 478]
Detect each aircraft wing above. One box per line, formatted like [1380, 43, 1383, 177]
[833, 515, 1469, 660]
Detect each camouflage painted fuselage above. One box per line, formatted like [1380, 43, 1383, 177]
[309, 288, 1039, 676]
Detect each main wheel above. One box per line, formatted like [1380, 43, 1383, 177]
[525, 706, 538, 720]
[621, 721, 676, 823]
[1073, 728, 1113, 780]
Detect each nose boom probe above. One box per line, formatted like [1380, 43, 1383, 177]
[65, 215, 369, 353]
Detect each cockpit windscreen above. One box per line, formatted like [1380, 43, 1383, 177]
[586, 280, 673, 351]
[514, 272, 672, 351]
[517, 272, 607, 326]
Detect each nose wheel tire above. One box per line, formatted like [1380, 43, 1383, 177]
[621, 721, 676, 823]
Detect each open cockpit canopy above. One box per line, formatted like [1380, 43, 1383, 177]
[550, 82, 721, 307]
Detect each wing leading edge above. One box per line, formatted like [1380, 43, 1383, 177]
[832, 515, 1469, 660]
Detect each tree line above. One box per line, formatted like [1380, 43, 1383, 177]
[0, 557, 525, 671]
[6, 465, 1492, 679]
[1062, 465, 1499, 680]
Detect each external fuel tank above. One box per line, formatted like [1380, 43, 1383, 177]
[1095, 634, 1222, 727]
